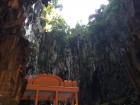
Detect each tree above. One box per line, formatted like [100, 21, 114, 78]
[41, 2, 64, 32]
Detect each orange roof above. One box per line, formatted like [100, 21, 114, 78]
[21, 74, 79, 101]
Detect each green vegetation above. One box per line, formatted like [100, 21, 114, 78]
[40, 0, 129, 44]
[41, 3, 65, 32]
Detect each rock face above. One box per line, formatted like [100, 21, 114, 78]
[15, 0, 140, 105]
[34, 1, 140, 105]
[36, 31, 132, 105]
[33, 1, 134, 105]
[0, 0, 28, 104]
[0, 0, 50, 105]
[0, 35, 28, 105]
[127, 0, 140, 101]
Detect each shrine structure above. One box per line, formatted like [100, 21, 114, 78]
[20, 74, 79, 105]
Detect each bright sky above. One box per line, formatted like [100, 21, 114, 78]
[57, 0, 109, 27]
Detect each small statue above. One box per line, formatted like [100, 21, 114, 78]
[41, 0, 51, 6]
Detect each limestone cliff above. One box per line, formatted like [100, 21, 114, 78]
[0, 0, 49, 105]
[127, 0, 140, 101]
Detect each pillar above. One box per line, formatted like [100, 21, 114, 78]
[75, 93, 78, 105]
[53, 91, 58, 105]
[71, 94, 75, 105]
[35, 90, 39, 105]
[53, 96, 56, 105]
[56, 91, 58, 105]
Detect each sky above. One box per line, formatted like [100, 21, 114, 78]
[57, 0, 109, 28]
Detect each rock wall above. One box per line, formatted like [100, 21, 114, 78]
[0, 0, 49, 105]
[127, 0, 140, 103]
[24, 0, 140, 104]
[0, 0, 28, 104]
[36, 32, 133, 105]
